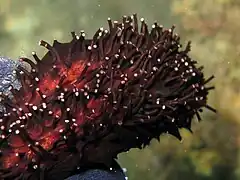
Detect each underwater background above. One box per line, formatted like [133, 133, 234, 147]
[0, 0, 239, 179]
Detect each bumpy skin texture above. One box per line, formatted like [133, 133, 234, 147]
[0, 57, 126, 180]
[0, 15, 215, 179]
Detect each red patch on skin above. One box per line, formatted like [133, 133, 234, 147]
[8, 135, 25, 148]
[15, 146, 29, 153]
[28, 124, 43, 140]
[75, 110, 85, 126]
[39, 74, 60, 96]
[2, 153, 20, 168]
[8, 136, 29, 153]
[52, 106, 62, 117]
[87, 98, 104, 118]
[65, 60, 85, 83]
[44, 119, 54, 127]
[26, 150, 35, 160]
[39, 131, 60, 150]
